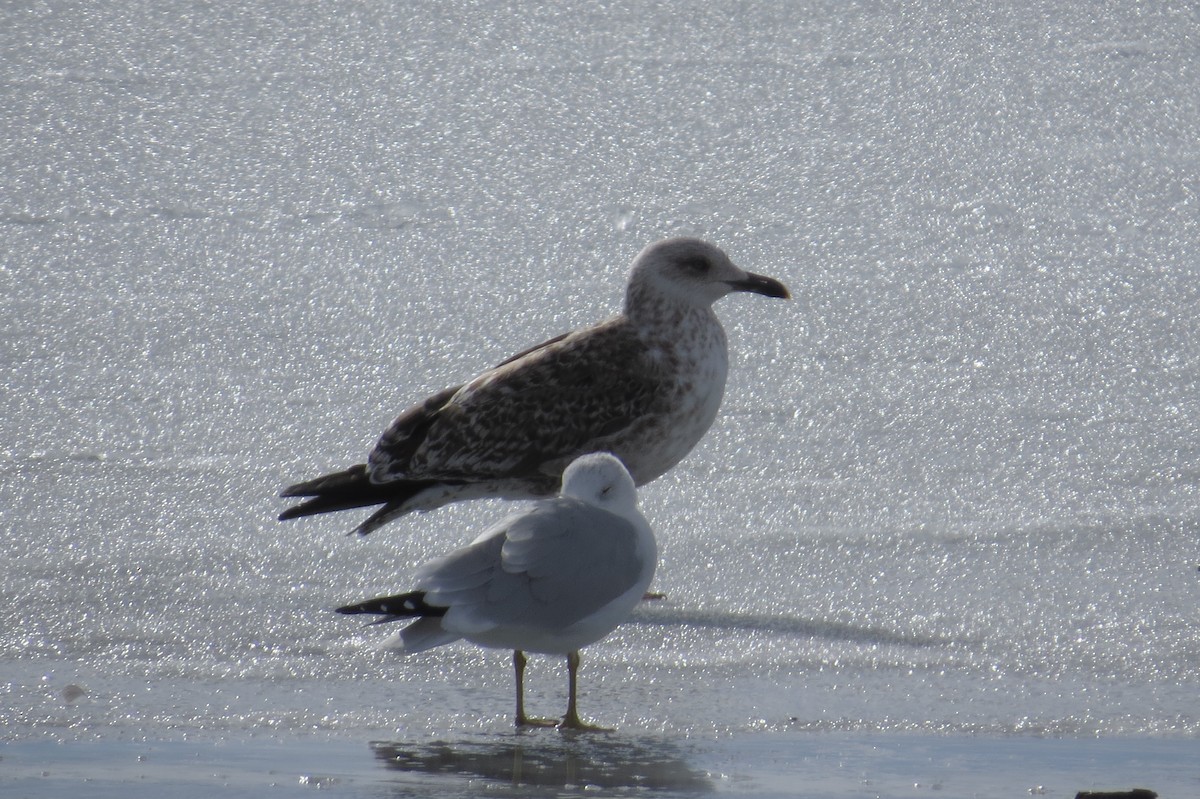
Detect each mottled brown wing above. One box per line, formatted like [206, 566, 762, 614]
[367, 320, 663, 484]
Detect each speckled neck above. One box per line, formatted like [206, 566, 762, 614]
[623, 279, 715, 328]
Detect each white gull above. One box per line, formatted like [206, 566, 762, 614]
[279, 237, 789, 534]
[336, 452, 656, 730]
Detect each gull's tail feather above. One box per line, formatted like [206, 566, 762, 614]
[278, 465, 437, 534]
[388, 618, 461, 654]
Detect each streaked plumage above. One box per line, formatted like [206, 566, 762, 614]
[279, 237, 789, 534]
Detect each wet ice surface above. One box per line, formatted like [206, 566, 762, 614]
[4, 734, 1198, 798]
[2, 0, 1199, 795]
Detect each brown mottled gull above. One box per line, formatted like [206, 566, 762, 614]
[278, 237, 789, 534]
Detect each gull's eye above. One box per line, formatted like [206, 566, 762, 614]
[677, 257, 709, 275]
[600, 484, 613, 496]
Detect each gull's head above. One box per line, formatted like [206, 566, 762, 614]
[625, 237, 791, 311]
[560, 452, 639, 514]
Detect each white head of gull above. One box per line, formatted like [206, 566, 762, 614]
[280, 237, 789, 534]
[336, 452, 656, 730]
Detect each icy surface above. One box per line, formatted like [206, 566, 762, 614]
[2, 0, 1199, 747]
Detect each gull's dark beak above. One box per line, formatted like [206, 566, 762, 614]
[726, 271, 791, 299]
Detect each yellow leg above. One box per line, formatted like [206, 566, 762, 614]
[559, 650, 610, 731]
[513, 650, 556, 728]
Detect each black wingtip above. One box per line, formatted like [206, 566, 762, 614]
[277, 468, 438, 529]
[335, 591, 447, 618]
[278, 484, 307, 499]
[276, 494, 355, 522]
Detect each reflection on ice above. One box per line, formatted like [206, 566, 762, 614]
[370, 733, 713, 793]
